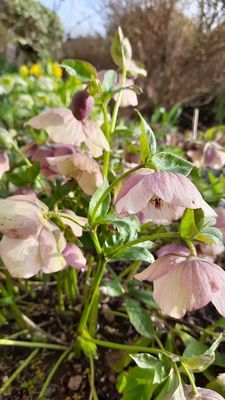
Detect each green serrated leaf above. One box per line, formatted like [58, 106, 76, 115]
[61, 59, 97, 82]
[182, 335, 222, 372]
[111, 27, 132, 69]
[125, 298, 154, 338]
[180, 209, 198, 240]
[137, 111, 156, 162]
[113, 246, 154, 263]
[88, 179, 111, 223]
[130, 353, 158, 369]
[102, 70, 117, 92]
[151, 152, 193, 175]
[101, 279, 124, 297]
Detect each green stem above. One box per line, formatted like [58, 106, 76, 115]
[0, 339, 67, 350]
[91, 163, 143, 224]
[46, 211, 88, 230]
[173, 362, 182, 385]
[90, 231, 102, 255]
[89, 357, 99, 400]
[185, 240, 197, 257]
[102, 104, 111, 178]
[38, 348, 71, 399]
[109, 232, 180, 257]
[78, 259, 106, 333]
[89, 337, 169, 356]
[181, 362, 198, 396]
[110, 67, 127, 134]
[56, 272, 65, 312]
[0, 349, 39, 394]
[12, 143, 32, 167]
[0, 282, 27, 330]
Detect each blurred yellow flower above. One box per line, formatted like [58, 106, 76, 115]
[52, 63, 62, 78]
[19, 65, 29, 77]
[30, 63, 43, 77]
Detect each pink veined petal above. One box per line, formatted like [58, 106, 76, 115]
[76, 170, 103, 195]
[203, 141, 225, 169]
[184, 385, 224, 399]
[148, 172, 203, 209]
[46, 112, 85, 146]
[141, 201, 184, 225]
[114, 86, 138, 107]
[60, 209, 87, 237]
[62, 243, 87, 270]
[215, 207, 225, 239]
[201, 199, 217, 217]
[39, 225, 66, 274]
[83, 120, 110, 153]
[135, 255, 181, 281]
[25, 108, 65, 129]
[0, 198, 43, 238]
[9, 194, 48, 213]
[115, 170, 154, 216]
[0, 150, 10, 179]
[207, 260, 225, 317]
[47, 154, 74, 176]
[153, 259, 219, 318]
[156, 244, 190, 257]
[71, 152, 103, 194]
[0, 234, 41, 278]
[26, 108, 86, 146]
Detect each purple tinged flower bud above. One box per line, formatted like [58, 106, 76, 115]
[70, 90, 94, 121]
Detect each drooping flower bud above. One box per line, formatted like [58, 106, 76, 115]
[70, 90, 94, 121]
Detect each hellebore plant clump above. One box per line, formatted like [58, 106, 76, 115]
[1, 28, 225, 399]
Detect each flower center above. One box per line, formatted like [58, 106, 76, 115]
[150, 195, 163, 210]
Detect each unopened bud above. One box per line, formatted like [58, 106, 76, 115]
[70, 90, 94, 121]
[0, 127, 15, 149]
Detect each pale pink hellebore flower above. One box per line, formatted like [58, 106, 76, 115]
[24, 143, 74, 180]
[25, 91, 109, 158]
[156, 242, 224, 263]
[135, 254, 225, 318]
[114, 77, 138, 107]
[115, 168, 216, 224]
[203, 141, 225, 169]
[0, 194, 86, 278]
[156, 243, 190, 258]
[184, 385, 224, 399]
[47, 150, 103, 195]
[0, 150, 10, 179]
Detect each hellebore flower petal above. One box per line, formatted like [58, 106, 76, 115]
[62, 243, 87, 270]
[0, 195, 46, 238]
[135, 255, 224, 318]
[60, 209, 87, 237]
[83, 120, 110, 156]
[115, 169, 154, 216]
[0, 234, 42, 278]
[48, 151, 103, 195]
[39, 224, 66, 274]
[203, 141, 225, 169]
[156, 243, 190, 257]
[184, 384, 224, 399]
[115, 169, 216, 223]
[26, 108, 85, 146]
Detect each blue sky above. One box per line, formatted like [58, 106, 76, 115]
[38, 0, 106, 37]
